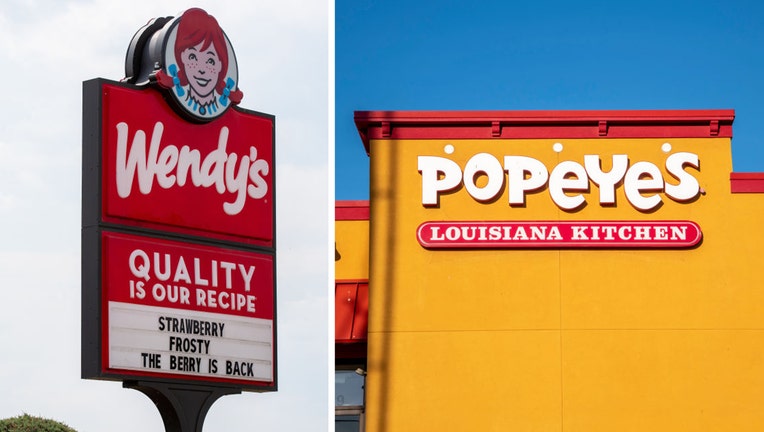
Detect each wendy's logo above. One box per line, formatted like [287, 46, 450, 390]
[124, 8, 243, 122]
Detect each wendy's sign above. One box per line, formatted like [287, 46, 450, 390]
[82, 8, 276, 392]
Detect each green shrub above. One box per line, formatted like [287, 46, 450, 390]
[0, 414, 76, 432]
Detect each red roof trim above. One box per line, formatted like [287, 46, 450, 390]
[731, 172, 764, 193]
[355, 109, 735, 153]
[336, 200, 370, 220]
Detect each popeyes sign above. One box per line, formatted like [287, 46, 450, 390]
[417, 142, 704, 249]
[83, 8, 276, 392]
[419, 143, 700, 211]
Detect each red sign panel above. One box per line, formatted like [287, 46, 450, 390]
[100, 82, 274, 246]
[101, 231, 274, 387]
[103, 231, 273, 319]
[82, 78, 277, 392]
[417, 220, 702, 248]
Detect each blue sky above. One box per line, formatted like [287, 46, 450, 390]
[336, 0, 764, 200]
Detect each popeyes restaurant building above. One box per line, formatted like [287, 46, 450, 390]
[335, 109, 764, 431]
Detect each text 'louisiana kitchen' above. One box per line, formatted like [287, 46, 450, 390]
[416, 145, 704, 248]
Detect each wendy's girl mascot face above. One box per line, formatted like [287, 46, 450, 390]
[124, 8, 243, 122]
[178, 40, 223, 103]
[174, 9, 229, 115]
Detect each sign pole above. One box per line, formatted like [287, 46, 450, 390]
[124, 381, 241, 432]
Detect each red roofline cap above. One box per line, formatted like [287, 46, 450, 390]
[354, 109, 735, 154]
[336, 200, 369, 220]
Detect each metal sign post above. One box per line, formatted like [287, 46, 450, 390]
[124, 381, 240, 432]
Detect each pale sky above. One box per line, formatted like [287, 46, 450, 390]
[0, 0, 329, 430]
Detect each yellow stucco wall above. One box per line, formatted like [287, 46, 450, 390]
[335, 218, 370, 281]
[365, 136, 764, 431]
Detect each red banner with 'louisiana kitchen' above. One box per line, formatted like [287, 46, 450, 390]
[417, 220, 702, 248]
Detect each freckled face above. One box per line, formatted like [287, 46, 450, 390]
[180, 41, 223, 98]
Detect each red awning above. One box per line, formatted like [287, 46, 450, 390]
[335, 281, 368, 343]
